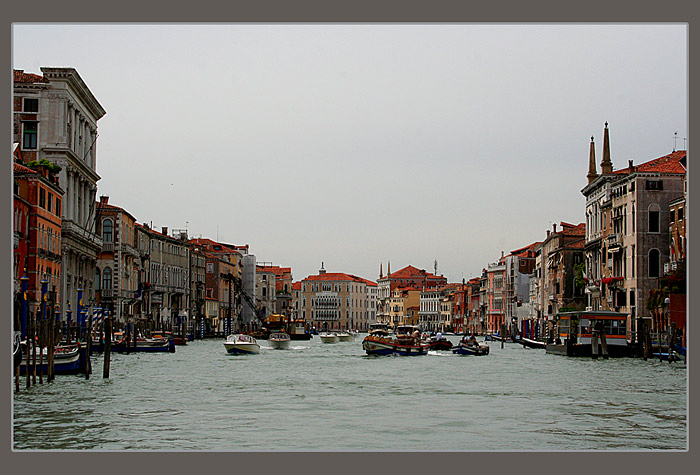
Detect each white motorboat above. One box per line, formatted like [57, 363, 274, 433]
[319, 332, 339, 344]
[268, 332, 291, 350]
[336, 331, 355, 342]
[223, 334, 260, 355]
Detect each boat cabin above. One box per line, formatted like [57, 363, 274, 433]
[554, 310, 629, 347]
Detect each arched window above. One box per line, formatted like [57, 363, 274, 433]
[95, 268, 101, 291]
[103, 267, 112, 290]
[102, 218, 114, 242]
[648, 249, 660, 278]
[648, 204, 660, 233]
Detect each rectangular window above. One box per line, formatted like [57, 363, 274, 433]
[678, 207, 684, 221]
[23, 98, 39, 113]
[47, 193, 52, 213]
[648, 210, 660, 233]
[646, 180, 663, 191]
[669, 209, 675, 223]
[23, 122, 38, 149]
[39, 188, 46, 208]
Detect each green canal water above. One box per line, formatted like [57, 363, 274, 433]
[12, 335, 687, 451]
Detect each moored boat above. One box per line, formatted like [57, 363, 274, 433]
[223, 334, 260, 355]
[19, 342, 85, 375]
[268, 332, 291, 350]
[545, 310, 632, 358]
[319, 332, 339, 344]
[520, 337, 547, 349]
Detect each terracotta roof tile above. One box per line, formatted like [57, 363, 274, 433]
[13, 69, 49, 83]
[13, 162, 36, 174]
[614, 150, 686, 175]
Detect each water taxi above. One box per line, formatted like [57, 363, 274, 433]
[268, 332, 291, 350]
[223, 334, 261, 355]
[319, 332, 339, 343]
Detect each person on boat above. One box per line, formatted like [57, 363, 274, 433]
[412, 329, 421, 344]
[436, 331, 443, 341]
[467, 334, 478, 346]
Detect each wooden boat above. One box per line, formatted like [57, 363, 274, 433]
[362, 326, 429, 356]
[545, 310, 632, 358]
[223, 334, 260, 355]
[319, 332, 339, 343]
[268, 332, 291, 350]
[427, 337, 453, 351]
[92, 334, 175, 353]
[452, 342, 490, 356]
[19, 342, 85, 375]
[520, 337, 546, 349]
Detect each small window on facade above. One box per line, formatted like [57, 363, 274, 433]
[669, 209, 675, 223]
[39, 188, 46, 208]
[102, 218, 113, 242]
[23, 98, 39, 112]
[47, 193, 52, 213]
[103, 267, 112, 290]
[648, 207, 660, 233]
[649, 249, 660, 278]
[678, 207, 684, 221]
[646, 180, 663, 191]
[22, 122, 38, 149]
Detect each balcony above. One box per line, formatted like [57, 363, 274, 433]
[607, 233, 622, 251]
[102, 242, 114, 252]
[62, 219, 102, 248]
[100, 289, 114, 298]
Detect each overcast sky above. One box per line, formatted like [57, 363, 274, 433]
[12, 23, 688, 283]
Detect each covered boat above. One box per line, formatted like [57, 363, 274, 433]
[223, 334, 260, 355]
[268, 332, 291, 350]
[545, 310, 632, 358]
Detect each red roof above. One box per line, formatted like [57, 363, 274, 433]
[388, 265, 443, 280]
[292, 282, 302, 291]
[614, 150, 686, 175]
[560, 222, 586, 237]
[13, 162, 37, 174]
[13, 69, 49, 84]
[304, 272, 376, 286]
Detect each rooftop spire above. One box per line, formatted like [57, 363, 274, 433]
[379, 262, 383, 279]
[587, 135, 598, 184]
[600, 121, 612, 174]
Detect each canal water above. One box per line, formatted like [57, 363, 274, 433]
[12, 335, 687, 451]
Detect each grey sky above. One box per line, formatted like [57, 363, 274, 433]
[12, 23, 688, 283]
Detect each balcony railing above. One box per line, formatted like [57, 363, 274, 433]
[103, 242, 114, 252]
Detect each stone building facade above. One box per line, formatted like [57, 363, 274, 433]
[13, 68, 106, 319]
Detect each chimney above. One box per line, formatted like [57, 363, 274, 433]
[162, 226, 168, 236]
[379, 262, 383, 279]
[99, 195, 109, 205]
[587, 136, 598, 184]
[628, 160, 634, 172]
[319, 262, 326, 275]
[547, 230, 550, 238]
[600, 122, 613, 174]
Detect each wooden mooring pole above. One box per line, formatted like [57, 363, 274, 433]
[103, 308, 112, 379]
